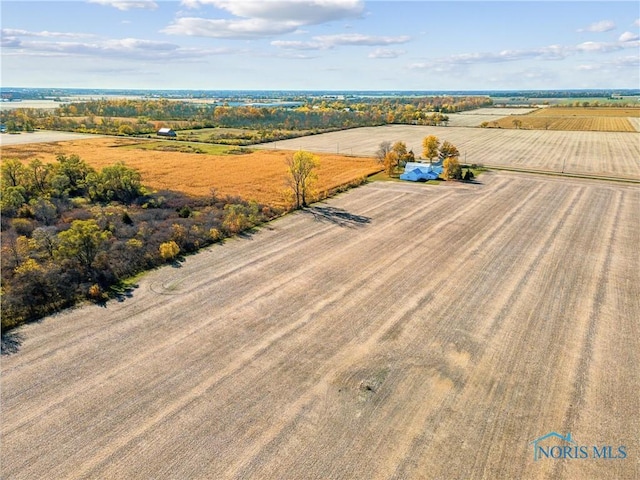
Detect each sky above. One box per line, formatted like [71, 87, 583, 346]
[1, 1, 639, 91]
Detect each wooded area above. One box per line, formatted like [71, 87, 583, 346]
[0, 154, 276, 331]
[0, 96, 492, 139]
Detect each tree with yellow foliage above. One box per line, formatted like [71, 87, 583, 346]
[443, 157, 463, 180]
[159, 241, 180, 261]
[422, 135, 440, 162]
[384, 151, 399, 176]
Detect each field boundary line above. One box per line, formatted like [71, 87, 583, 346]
[482, 164, 640, 184]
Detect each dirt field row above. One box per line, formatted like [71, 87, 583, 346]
[257, 125, 640, 179]
[2, 173, 638, 479]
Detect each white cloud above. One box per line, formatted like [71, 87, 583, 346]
[107, 38, 178, 51]
[180, 0, 201, 8]
[368, 48, 406, 59]
[408, 60, 464, 72]
[275, 52, 319, 60]
[634, 19, 640, 27]
[575, 41, 623, 53]
[619, 31, 640, 42]
[271, 33, 410, 51]
[271, 40, 325, 50]
[87, 0, 158, 10]
[1, 28, 94, 39]
[2, 36, 235, 60]
[578, 20, 616, 33]
[575, 56, 639, 72]
[577, 64, 600, 71]
[424, 46, 567, 66]
[577, 20, 616, 33]
[181, 0, 364, 24]
[1, 29, 95, 50]
[313, 33, 410, 47]
[609, 56, 640, 68]
[163, 17, 299, 38]
[211, 0, 363, 24]
[168, 0, 364, 39]
[1, 37, 22, 48]
[408, 38, 638, 70]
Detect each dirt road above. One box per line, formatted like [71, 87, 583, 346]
[2, 173, 638, 479]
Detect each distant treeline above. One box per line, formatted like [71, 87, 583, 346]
[3, 88, 638, 101]
[489, 89, 640, 98]
[0, 96, 492, 137]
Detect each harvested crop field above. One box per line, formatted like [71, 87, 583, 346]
[2, 172, 639, 479]
[458, 107, 540, 116]
[0, 130, 106, 146]
[0, 138, 382, 207]
[445, 108, 536, 127]
[257, 125, 640, 180]
[492, 115, 637, 132]
[533, 107, 640, 117]
[491, 107, 640, 132]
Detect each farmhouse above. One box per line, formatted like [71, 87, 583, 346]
[400, 161, 443, 182]
[157, 128, 177, 137]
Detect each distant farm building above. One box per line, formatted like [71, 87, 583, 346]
[1, 91, 22, 102]
[157, 128, 177, 137]
[400, 161, 443, 182]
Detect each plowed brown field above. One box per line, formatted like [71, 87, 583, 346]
[2, 172, 638, 479]
[0, 138, 382, 207]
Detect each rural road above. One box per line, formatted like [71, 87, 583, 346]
[2, 173, 639, 479]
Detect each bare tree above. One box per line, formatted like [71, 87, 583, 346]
[375, 141, 392, 163]
[286, 150, 318, 209]
[438, 141, 460, 161]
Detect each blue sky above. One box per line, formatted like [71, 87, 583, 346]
[2, 1, 639, 90]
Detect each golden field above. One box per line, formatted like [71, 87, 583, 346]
[492, 107, 640, 132]
[0, 137, 382, 207]
[533, 107, 640, 117]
